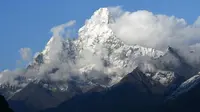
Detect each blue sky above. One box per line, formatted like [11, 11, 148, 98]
[0, 0, 200, 71]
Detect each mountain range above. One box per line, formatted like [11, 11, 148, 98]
[1, 7, 200, 112]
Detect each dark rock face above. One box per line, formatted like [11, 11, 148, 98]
[41, 68, 165, 112]
[0, 95, 13, 112]
[7, 80, 105, 112]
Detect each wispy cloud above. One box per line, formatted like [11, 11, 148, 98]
[19, 48, 32, 61]
[51, 20, 76, 37]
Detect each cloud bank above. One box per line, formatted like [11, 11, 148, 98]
[109, 7, 200, 50]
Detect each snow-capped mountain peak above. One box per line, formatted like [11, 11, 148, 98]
[31, 7, 167, 86]
[77, 8, 115, 52]
[89, 8, 112, 25]
[2, 7, 198, 98]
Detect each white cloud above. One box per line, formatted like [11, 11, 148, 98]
[0, 69, 26, 85]
[108, 7, 200, 67]
[108, 6, 123, 19]
[19, 48, 32, 61]
[109, 7, 200, 50]
[51, 20, 76, 38]
[42, 20, 76, 64]
[194, 16, 200, 26]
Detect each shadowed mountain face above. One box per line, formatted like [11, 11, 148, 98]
[8, 82, 83, 112]
[6, 68, 200, 112]
[162, 77, 200, 112]
[8, 79, 107, 112]
[41, 68, 166, 112]
[0, 95, 13, 112]
[41, 68, 200, 112]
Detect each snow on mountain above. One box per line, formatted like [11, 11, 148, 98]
[152, 71, 175, 86]
[42, 37, 76, 64]
[1, 8, 173, 87]
[75, 8, 165, 81]
[29, 7, 166, 85]
[1, 7, 198, 97]
[169, 73, 200, 99]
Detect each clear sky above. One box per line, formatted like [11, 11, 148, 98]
[0, 0, 200, 71]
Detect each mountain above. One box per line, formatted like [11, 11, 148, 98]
[169, 73, 200, 99]
[28, 7, 187, 88]
[8, 78, 107, 112]
[162, 74, 200, 112]
[1, 7, 167, 97]
[8, 82, 80, 112]
[0, 7, 200, 112]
